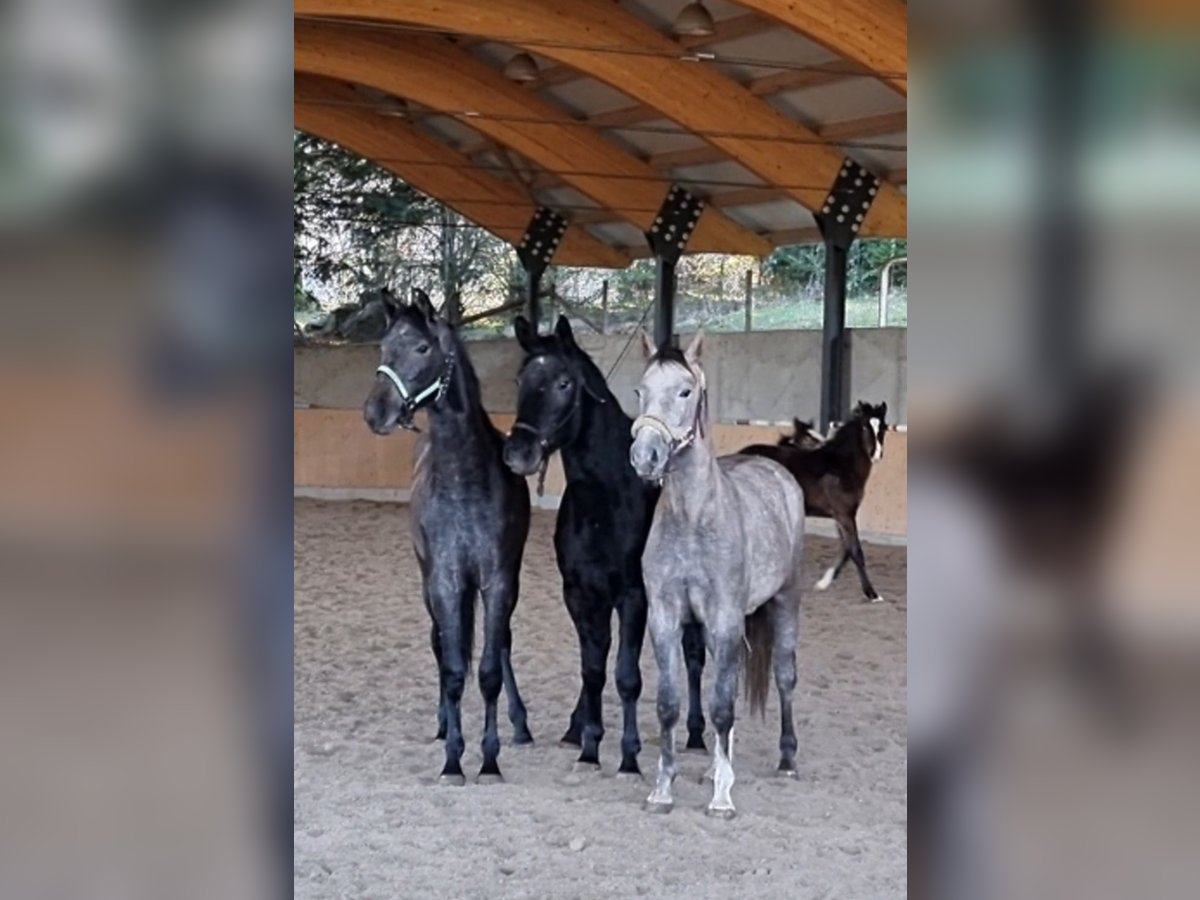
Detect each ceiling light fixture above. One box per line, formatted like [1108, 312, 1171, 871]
[503, 52, 539, 83]
[672, 2, 716, 38]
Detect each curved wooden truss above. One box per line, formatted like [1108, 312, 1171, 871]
[295, 22, 773, 257]
[294, 0, 906, 237]
[295, 77, 628, 268]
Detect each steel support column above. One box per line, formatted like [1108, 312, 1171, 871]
[815, 160, 881, 432]
[645, 185, 704, 350]
[820, 239, 850, 432]
[516, 207, 568, 332]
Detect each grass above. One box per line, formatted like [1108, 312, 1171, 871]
[709, 294, 907, 332]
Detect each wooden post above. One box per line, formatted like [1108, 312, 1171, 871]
[743, 269, 754, 332]
[601, 279, 609, 334]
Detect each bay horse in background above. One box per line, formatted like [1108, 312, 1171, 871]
[363, 289, 533, 785]
[502, 315, 709, 776]
[741, 401, 889, 602]
[780, 417, 827, 451]
[632, 331, 806, 817]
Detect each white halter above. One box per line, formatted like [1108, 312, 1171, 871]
[375, 364, 447, 407]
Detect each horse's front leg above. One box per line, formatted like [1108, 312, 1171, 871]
[707, 625, 742, 818]
[431, 580, 471, 785]
[644, 606, 682, 813]
[478, 574, 525, 782]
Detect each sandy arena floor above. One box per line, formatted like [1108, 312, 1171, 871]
[295, 499, 906, 899]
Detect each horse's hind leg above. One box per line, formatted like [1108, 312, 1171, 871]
[815, 548, 850, 591]
[615, 590, 647, 777]
[769, 593, 802, 777]
[838, 516, 881, 602]
[682, 622, 707, 751]
[706, 627, 741, 818]
[500, 625, 533, 745]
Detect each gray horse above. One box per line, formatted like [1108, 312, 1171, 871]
[630, 331, 806, 818]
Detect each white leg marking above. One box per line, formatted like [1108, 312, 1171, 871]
[816, 565, 836, 591]
[646, 750, 675, 807]
[708, 726, 736, 814]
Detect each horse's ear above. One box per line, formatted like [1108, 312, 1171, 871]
[639, 329, 656, 360]
[684, 329, 705, 365]
[879, 402, 888, 421]
[411, 288, 436, 322]
[513, 315, 537, 353]
[379, 288, 403, 323]
[554, 315, 576, 347]
[793, 417, 806, 434]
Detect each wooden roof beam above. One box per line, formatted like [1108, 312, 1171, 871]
[527, 12, 776, 90]
[293, 1, 906, 237]
[295, 22, 773, 256]
[731, 1, 907, 96]
[294, 76, 628, 268]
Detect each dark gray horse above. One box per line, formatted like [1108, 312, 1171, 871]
[630, 331, 807, 817]
[363, 290, 533, 785]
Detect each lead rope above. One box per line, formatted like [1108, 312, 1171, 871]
[536, 458, 549, 498]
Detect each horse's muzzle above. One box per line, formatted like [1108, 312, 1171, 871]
[502, 429, 544, 476]
[629, 431, 668, 482]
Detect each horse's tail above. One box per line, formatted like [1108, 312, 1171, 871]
[743, 604, 773, 717]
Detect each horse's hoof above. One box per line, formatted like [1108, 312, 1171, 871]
[616, 769, 644, 782]
[475, 772, 504, 785]
[776, 767, 800, 780]
[572, 760, 602, 774]
[643, 799, 673, 814]
[438, 773, 466, 786]
[866, 594, 885, 604]
[559, 736, 581, 749]
[705, 805, 737, 820]
[512, 730, 535, 746]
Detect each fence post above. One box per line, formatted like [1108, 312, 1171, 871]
[743, 269, 754, 332]
[601, 279, 609, 334]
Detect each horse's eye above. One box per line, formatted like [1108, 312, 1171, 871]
[416, 344, 430, 354]
[633, 388, 642, 398]
[680, 388, 692, 399]
[557, 379, 571, 391]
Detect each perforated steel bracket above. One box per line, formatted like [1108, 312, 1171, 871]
[815, 159, 881, 250]
[516, 207, 568, 277]
[645, 185, 704, 264]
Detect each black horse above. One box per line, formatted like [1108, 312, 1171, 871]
[742, 401, 889, 602]
[502, 316, 708, 775]
[363, 290, 533, 785]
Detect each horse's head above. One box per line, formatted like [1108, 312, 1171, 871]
[853, 400, 889, 463]
[780, 417, 825, 450]
[503, 315, 596, 476]
[630, 330, 707, 483]
[363, 289, 455, 435]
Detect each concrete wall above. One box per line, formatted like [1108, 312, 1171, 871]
[295, 327, 907, 424]
[294, 328, 908, 540]
[294, 409, 908, 540]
